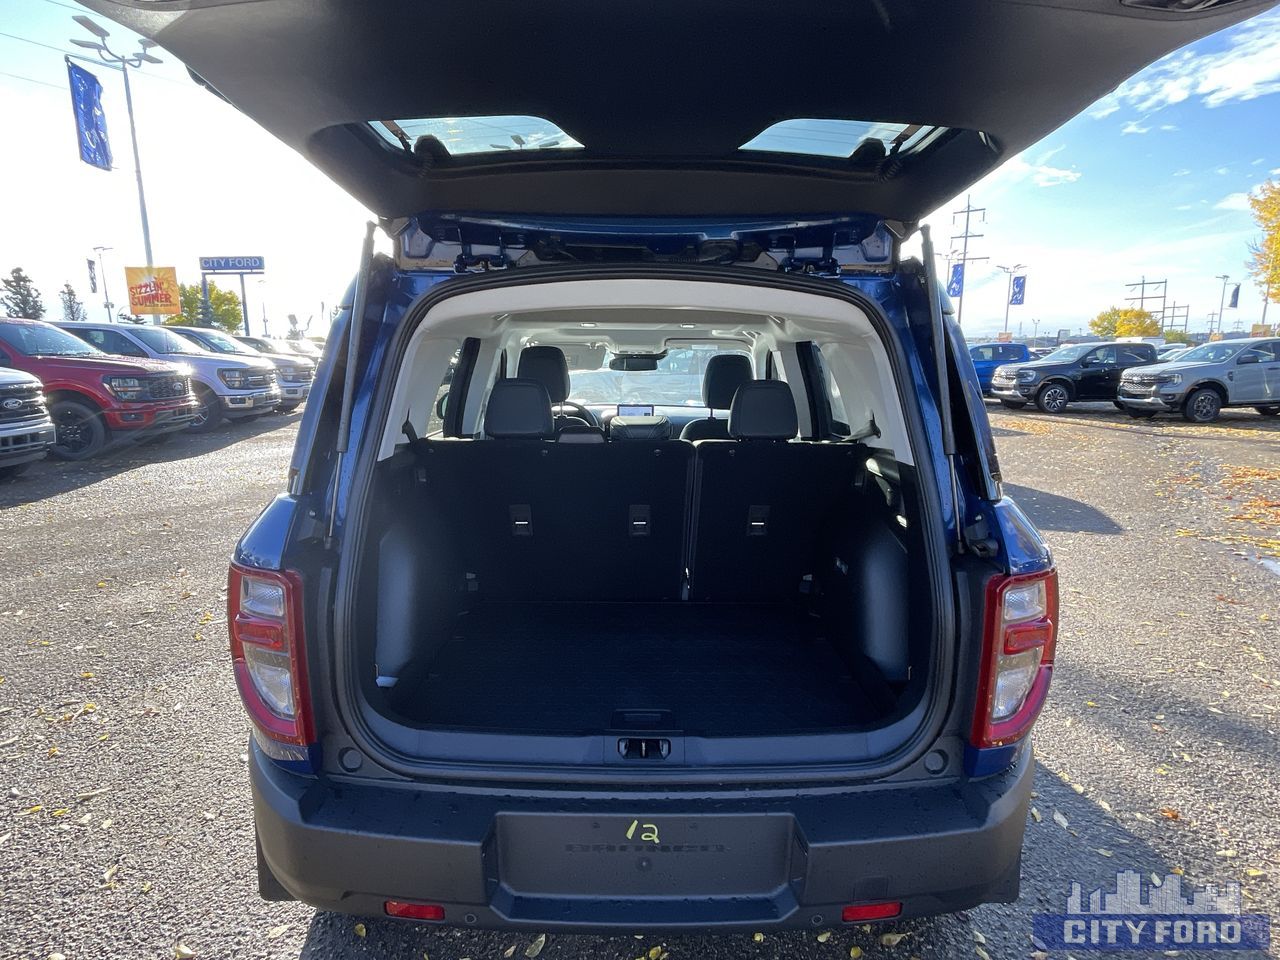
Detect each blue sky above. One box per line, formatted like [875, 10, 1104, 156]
[1, 1, 1278, 337]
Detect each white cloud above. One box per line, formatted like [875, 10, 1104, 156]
[1173, 168, 1192, 177]
[1215, 166, 1231, 175]
[1094, 9, 1280, 115]
[1159, 125, 1179, 132]
[1272, 167, 1280, 176]
[1215, 192, 1253, 211]
[1121, 120, 1151, 135]
[1175, 204, 1194, 211]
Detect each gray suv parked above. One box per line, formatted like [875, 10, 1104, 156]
[1117, 337, 1280, 423]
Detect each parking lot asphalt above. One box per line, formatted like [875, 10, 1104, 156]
[1, 404, 1277, 960]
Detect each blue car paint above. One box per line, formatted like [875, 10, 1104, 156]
[234, 216, 1052, 784]
[969, 342, 1031, 393]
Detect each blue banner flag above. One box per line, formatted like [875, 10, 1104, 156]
[66, 60, 112, 171]
[1011, 275, 1027, 305]
[947, 263, 965, 298]
[1228, 284, 1240, 309]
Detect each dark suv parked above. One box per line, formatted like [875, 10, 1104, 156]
[990, 341, 1159, 414]
[91, 0, 1277, 935]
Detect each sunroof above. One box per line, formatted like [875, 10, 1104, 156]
[372, 115, 583, 156]
[740, 119, 944, 159]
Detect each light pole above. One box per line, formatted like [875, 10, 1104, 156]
[1214, 274, 1231, 335]
[997, 263, 1027, 334]
[1032, 317, 1041, 345]
[91, 245, 113, 321]
[71, 16, 163, 322]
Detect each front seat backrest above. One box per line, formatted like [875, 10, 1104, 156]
[679, 354, 753, 441]
[517, 345, 588, 430]
[484, 378, 554, 439]
[728, 380, 798, 440]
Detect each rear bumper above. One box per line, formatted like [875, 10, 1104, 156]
[0, 418, 55, 466]
[251, 741, 1032, 930]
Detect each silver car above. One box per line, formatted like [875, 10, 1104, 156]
[1117, 337, 1280, 423]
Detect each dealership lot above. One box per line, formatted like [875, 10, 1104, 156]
[0, 405, 1276, 960]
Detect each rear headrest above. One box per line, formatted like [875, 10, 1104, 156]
[609, 415, 673, 441]
[484, 379, 554, 439]
[517, 345, 570, 404]
[556, 424, 606, 444]
[729, 381, 798, 440]
[704, 354, 753, 409]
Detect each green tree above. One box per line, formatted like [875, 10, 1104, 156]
[1161, 329, 1191, 345]
[1089, 306, 1158, 339]
[1246, 179, 1280, 311]
[163, 282, 245, 333]
[1, 267, 45, 319]
[59, 283, 86, 322]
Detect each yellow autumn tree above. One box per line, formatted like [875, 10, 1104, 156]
[1247, 179, 1280, 308]
[1089, 306, 1159, 338]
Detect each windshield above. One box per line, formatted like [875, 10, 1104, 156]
[1039, 344, 1093, 362]
[285, 339, 322, 356]
[132, 327, 204, 355]
[567, 343, 752, 407]
[0, 322, 103, 357]
[189, 329, 251, 355]
[1175, 342, 1245, 363]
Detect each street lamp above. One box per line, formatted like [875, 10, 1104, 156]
[91, 245, 113, 321]
[71, 16, 163, 321]
[997, 263, 1027, 334]
[1214, 274, 1231, 335]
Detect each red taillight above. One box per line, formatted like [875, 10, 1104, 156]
[842, 902, 902, 922]
[384, 901, 446, 921]
[227, 564, 314, 746]
[971, 569, 1058, 749]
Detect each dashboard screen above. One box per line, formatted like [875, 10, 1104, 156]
[616, 404, 655, 417]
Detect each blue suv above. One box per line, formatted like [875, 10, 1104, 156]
[93, 0, 1275, 934]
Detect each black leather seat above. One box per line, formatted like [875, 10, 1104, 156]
[689, 381, 862, 601]
[679, 354, 753, 441]
[516, 345, 594, 431]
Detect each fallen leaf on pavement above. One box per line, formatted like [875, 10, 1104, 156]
[880, 933, 908, 947]
[174, 945, 195, 959]
[1053, 810, 1069, 829]
[353, 923, 366, 938]
[849, 947, 863, 959]
[817, 931, 832, 942]
[1159, 807, 1181, 820]
[526, 933, 547, 957]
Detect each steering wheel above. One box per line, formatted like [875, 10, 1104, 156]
[553, 401, 601, 428]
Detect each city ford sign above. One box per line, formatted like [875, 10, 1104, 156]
[200, 256, 265, 272]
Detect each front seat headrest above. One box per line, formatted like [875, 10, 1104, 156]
[609, 415, 673, 441]
[484, 379, 554, 439]
[703, 354, 753, 409]
[517, 345, 571, 404]
[729, 381, 798, 440]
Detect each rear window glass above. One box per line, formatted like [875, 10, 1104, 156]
[567, 343, 750, 407]
[740, 119, 945, 159]
[372, 116, 583, 156]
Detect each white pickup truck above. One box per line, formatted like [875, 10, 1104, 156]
[59, 321, 280, 432]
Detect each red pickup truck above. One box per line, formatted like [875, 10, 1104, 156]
[0, 318, 199, 460]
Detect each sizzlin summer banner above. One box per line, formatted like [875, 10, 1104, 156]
[124, 266, 181, 315]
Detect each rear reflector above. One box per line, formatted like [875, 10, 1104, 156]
[971, 569, 1058, 749]
[842, 902, 902, 922]
[384, 901, 446, 921]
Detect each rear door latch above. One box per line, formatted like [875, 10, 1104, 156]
[618, 737, 671, 760]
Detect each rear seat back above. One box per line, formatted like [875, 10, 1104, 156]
[689, 381, 863, 601]
[420, 379, 691, 601]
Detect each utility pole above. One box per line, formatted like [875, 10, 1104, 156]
[71, 16, 163, 322]
[92, 245, 113, 321]
[1032, 317, 1041, 345]
[949, 194, 989, 326]
[997, 263, 1027, 334]
[1208, 310, 1218, 332]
